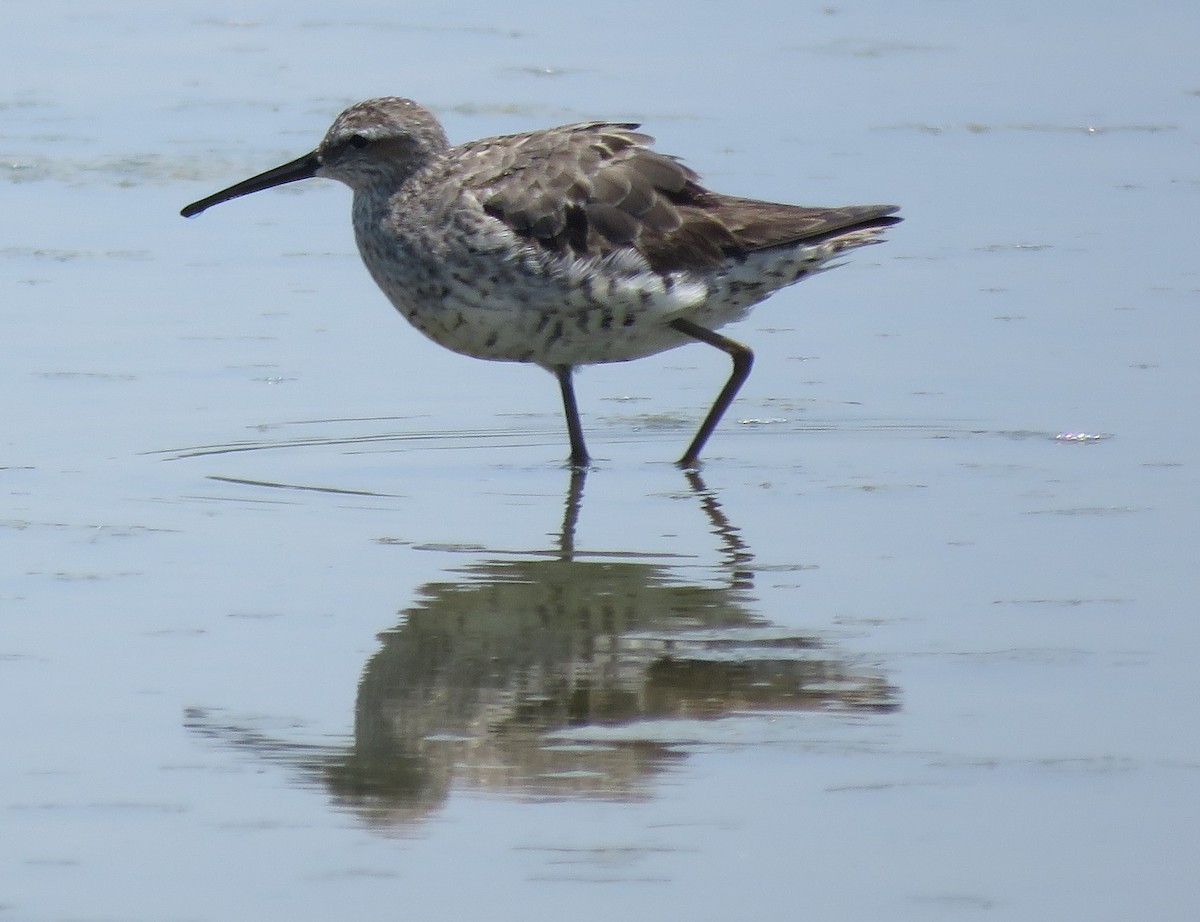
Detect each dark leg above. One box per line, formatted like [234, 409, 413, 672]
[554, 365, 590, 467]
[669, 318, 754, 468]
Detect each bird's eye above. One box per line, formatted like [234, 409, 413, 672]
[348, 134, 370, 149]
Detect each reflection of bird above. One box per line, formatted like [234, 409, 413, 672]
[182, 97, 900, 466]
[184, 471, 898, 827]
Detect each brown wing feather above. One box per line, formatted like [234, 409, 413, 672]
[456, 123, 899, 273]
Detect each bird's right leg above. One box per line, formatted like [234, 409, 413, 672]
[669, 318, 754, 468]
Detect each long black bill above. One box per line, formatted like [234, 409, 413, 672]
[180, 151, 321, 217]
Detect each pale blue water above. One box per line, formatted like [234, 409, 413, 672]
[3, 2, 1199, 920]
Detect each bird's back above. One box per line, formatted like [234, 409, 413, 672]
[445, 121, 900, 274]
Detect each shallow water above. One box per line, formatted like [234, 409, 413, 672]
[3, 1, 1199, 919]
